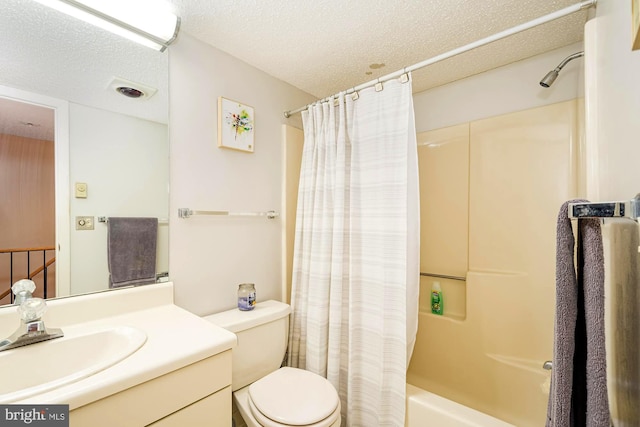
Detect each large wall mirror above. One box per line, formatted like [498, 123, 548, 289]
[0, 1, 169, 306]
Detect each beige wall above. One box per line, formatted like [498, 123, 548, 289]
[282, 125, 304, 304]
[168, 33, 315, 316]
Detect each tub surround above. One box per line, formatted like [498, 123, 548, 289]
[0, 282, 236, 419]
[409, 100, 580, 426]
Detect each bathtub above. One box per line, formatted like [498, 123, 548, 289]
[405, 384, 515, 427]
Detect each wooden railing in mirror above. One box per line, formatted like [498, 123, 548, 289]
[0, 247, 56, 305]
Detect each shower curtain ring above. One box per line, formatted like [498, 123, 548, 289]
[400, 68, 409, 83]
[375, 78, 383, 92]
[351, 88, 359, 101]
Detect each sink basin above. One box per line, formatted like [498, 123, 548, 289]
[0, 326, 147, 403]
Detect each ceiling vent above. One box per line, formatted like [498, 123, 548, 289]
[107, 76, 157, 100]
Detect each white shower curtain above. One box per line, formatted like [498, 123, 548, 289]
[288, 75, 420, 427]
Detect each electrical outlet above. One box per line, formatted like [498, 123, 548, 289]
[76, 216, 94, 230]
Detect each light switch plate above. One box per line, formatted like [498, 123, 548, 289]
[76, 216, 94, 230]
[75, 182, 88, 198]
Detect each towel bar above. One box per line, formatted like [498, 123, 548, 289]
[420, 272, 466, 281]
[568, 195, 640, 220]
[98, 217, 168, 224]
[178, 208, 279, 219]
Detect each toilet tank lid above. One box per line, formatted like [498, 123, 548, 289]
[204, 300, 291, 333]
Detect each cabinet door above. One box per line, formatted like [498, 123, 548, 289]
[148, 387, 231, 427]
[417, 123, 470, 278]
[70, 351, 232, 427]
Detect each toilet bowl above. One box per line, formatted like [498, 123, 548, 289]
[235, 367, 341, 427]
[204, 300, 341, 427]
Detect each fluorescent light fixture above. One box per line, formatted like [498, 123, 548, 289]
[34, 0, 180, 52]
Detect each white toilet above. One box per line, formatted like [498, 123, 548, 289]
[205, 300, 341, 427]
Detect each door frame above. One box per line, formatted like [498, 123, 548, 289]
[0, 84, 70, 297]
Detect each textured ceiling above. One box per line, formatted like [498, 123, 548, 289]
[172, 0, 590, 98]
[0, 97, 54, 141]
[0, 0, 590, 139]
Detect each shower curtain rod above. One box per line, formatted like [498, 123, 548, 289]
[283, 0, 596, 118]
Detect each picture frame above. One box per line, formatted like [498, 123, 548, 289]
[218, 97, 255, 153]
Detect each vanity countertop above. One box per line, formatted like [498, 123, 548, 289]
[0, 282, 236, 409]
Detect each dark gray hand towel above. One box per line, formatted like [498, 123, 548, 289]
[547, 200, 610, 426]
[107, 217, 158, 288]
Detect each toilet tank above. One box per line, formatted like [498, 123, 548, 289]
[204, 300, 291, 391]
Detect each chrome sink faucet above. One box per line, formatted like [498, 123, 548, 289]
[0, 279, 64, 352]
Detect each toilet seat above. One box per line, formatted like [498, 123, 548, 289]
[248, 394, 341, 427]
[247, 367, 340, 427]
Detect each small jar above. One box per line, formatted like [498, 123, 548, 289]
[237, 283, 256, 311]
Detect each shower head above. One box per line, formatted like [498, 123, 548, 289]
[539, 51, 584, 88]
[540, 70, 559, 88]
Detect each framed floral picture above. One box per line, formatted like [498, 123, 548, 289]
[218, 97, 255, 153]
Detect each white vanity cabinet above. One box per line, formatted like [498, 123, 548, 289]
[0, 283, 236, 426]
[70, 350, 232, 426]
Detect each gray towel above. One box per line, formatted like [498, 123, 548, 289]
[547, 200, 610, 426]
[107, 217, 158, 288]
